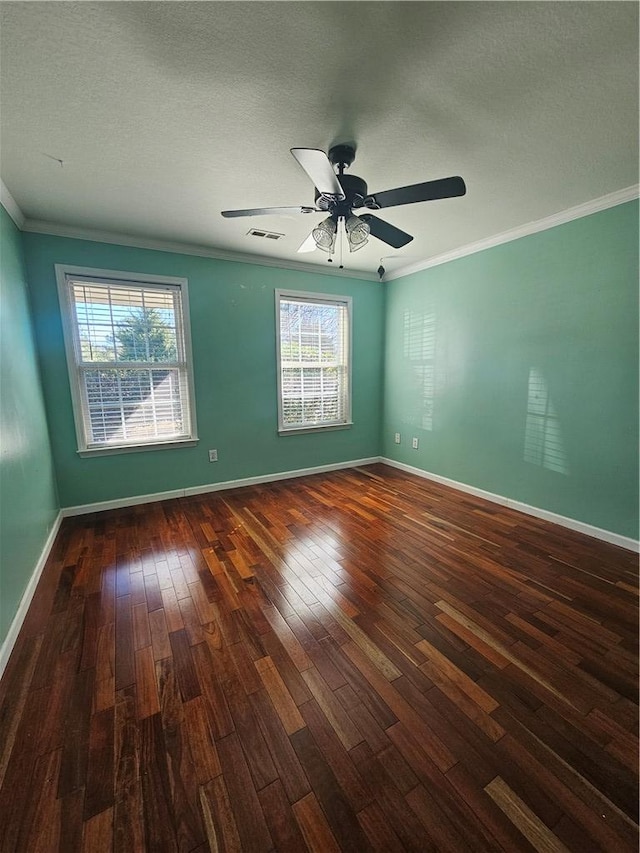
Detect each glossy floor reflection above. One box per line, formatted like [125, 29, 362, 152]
[0, 464, 637, 851]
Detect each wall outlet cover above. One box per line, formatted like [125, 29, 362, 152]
[412, 437, 419, 449]
[208, 449, 218, 462]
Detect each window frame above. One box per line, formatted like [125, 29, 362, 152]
[55, 264, 199, 457]
[275, 289, 353, 435]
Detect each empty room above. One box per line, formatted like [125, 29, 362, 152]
[0, 2, 638, 851]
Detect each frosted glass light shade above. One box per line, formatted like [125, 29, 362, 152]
[345, 215, 370, 251]
[312, 217, 337, 253]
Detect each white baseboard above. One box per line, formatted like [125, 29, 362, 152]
[381, 458, 639, 553]
[62, 487, 186, 517]
[0, 511, 63, 679]
[60, 457, 383, 517]
[56, 452, 638, 550]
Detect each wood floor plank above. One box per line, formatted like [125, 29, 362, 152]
[183, 695, 222, 784]
[247, 687, 312, 804]
[114, 593, 135, 690]
[354, 747, 438, 852]
[169, 627, 202, 702]
[300, 696, 374, 812]
[290, 725, 372, 851]
[301, 665, 364, 751]
[58, 788, 85, 853]
[406, 783, 476, 852]
[0, 465, 636, 852]
[190, 641, 235, 740]
[357, 801, 406, 852]
[113, 778, 145, 852]
[199, 775, 242, 853]
[485, 775, 571, 853]
[258, 778, 308, 853]
[216, 732, 273, 852]
[84, 707, 115, 820]
[135, 645, 160, 719]
[255, 656, 305, 735]
[58, 666, 95, 798]
[215, 646, 279, 791]
[155, 656, 206, 852]
[445, 761, 538, 852]
[132, 600, 151, 650]
[16, 747, 63, 853]
[139, 712, 178, 852]
[81, 806, 113, 852]
[292, 791, 342, 853]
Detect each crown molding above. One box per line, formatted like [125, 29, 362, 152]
[20, 218, 378, 281]
[385, 184, 640, 281]
[0, 181, 25, 229]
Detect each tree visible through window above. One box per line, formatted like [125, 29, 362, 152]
[57, 268, 197, 453]
[276, 291, 351, 432]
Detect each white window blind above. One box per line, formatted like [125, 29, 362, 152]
[58, 269, 197, 454]
[276, 291, 351, 432]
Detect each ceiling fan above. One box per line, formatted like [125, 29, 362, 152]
[221, 145, 466, 256]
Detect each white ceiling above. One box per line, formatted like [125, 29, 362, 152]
[1, 2, 638, 278]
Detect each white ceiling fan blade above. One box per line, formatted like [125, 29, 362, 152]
[290, 149, 345, 199]
[297, 231, 317, 253]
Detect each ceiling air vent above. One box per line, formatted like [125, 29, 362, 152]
[247, 228, 284, 240]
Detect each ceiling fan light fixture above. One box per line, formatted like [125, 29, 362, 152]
[345, 214, 370, 252]
[312, 216, 337, 253]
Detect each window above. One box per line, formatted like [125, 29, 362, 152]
[56, 266, 197, 455]
[276, 290, 352, 434]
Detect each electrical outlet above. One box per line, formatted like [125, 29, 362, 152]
[394, 432, 401, 444]
[208, 449, 218, 462]
[412, 437, 419, 450]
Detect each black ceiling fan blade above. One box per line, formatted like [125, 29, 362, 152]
[290, 149, 345, 199]
[221, 205, 319, 218]
[360, 214, 413, 248]
[369, 176, 466, 209]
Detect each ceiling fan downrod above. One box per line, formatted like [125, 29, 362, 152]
[328, 144, 356, 174]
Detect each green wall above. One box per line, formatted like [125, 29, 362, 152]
[0, 206, 59, 646]
[23, 233, 385, 507]
[383, 200, 639, 539]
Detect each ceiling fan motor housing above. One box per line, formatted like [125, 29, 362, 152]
[328, 144, 356, 169]
[315, 173, 368, 214]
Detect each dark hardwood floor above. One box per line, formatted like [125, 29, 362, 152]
[0, 463, 637, 852]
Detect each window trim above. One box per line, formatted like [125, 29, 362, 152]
[275, 289, 353, 435]
[55, 264, 199, 456]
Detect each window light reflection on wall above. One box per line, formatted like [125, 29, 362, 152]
[523, 367, 569, 475]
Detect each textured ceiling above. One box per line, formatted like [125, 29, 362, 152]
[1, 2, 638, 277]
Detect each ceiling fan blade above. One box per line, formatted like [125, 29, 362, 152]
[360, 214, 413, 248]
[290, 148, 345, 199]
[369, 176, 466, 209]
[297, 231, 317, 253]
[221, 206, 318, 218]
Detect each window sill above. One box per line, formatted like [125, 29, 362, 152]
[278, 422, 353, 437]
[77, 438, 199, 458]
